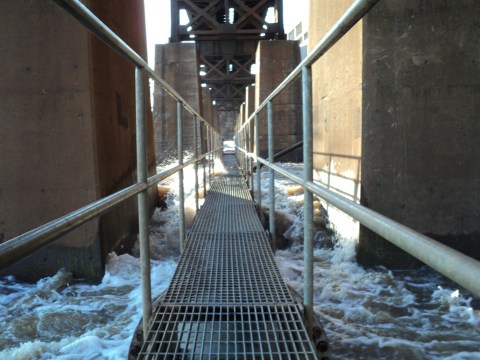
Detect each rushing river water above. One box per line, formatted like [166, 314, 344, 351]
[0, 159, 479, 359]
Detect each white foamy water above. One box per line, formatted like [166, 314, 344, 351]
[255, 163, 480, 359]
[1, 158, 479, 359]
[0, 156, 218, 360]
[0, 253, 176, 360]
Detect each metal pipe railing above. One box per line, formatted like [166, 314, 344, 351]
[0, 0, 221, 338]
[193, 116, 199, 213]
[302, 65, 314, 336]
[52, 0, 211, 129]
[135, 67, 152, 335]
[234, 0, 480, 338]
[238, 0, 381, 133]
[0, 151, 214, 271]
[254, 157, 480, 298]
[267, 100, 276, 250]
[255, 114, 263, 224]
[177, 101, 186, 253]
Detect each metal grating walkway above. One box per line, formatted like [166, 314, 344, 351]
[138, 156, 318, 359]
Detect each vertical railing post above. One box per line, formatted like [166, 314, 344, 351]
[255, 114, 263, 221]
[193, 115, 199, 213]
[302, 65, 314, 337]
[211, 127, 215, 175]
[205, 126, 212, 184]
[213, 128, 217, 173]
[135, 67, 151, 337]
[267, 100, 276, 250]
[249, 121, 254, 194]
[245, 125, 249, 187]
[247, 127, 250, 180]
[244, 128, 248, 174]
[177, 101, 185, 252]
[207, 126, 211, 185]
[240, 128, 245, 173]
[201, 123, 207, 196]
[246, 128, 248, 173]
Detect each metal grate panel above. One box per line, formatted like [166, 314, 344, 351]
[189, 205, 264, 234]
[189, 171, 263, 234]
[163, 232, 293, 304]
[138, 156, 319, 359]
[139, 304, 317, 359]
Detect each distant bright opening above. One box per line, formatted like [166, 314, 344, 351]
[228, 64, 233, 72]
[260, 33, 266, 37]
[265, 7, 275, 23]
[212, 100, 216, 105]
[179, 9, 189, 25]
[250, 63, 257, 75]
[201, 83, 207, 88]
[228, 8, 235, 24]
[199, 70, 207, 76]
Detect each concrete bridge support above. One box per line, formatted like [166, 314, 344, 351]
[309, 0, 480, 267]
[0, 0, 155, 281]
[308, 0, 363, 241]
[255, 41, 303, 161]
[153, 43, 203, 162]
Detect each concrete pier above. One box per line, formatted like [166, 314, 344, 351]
[0, 0, 155, 281]
[308, 0, 363, 241]
[309, 0, 480, 267]
[359, 0, 480, 267]
[255, 41, 303, 161]
[154, 43, 202, 161]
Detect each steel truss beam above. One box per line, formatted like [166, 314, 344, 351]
[171, 0, 284, 41]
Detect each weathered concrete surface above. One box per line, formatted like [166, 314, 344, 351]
[154, 43, 202, 161]
[255, 41, 302, 161]
[201, 87, 213, 128]
[308, 0, 363, 240]
[201, 88, 219, 133]
[218, 109, 239, 141]
[309, 0, 480, 268]
[0, 0, 154, 281]
[88, 0, 156, 267]
[358, 0, 480, 267]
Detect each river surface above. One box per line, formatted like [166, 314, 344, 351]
[0, 159, 479, 359]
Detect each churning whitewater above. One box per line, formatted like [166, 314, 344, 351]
[0, 158, 479, 359]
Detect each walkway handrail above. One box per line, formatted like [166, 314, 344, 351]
[52, 0, 210, 127]
[235, 0, 480, 338]
[255, 155, 480, 299]
[0, 152, 213, 270]
[0, 0, 222, 339]
[239, 0, 381, 132]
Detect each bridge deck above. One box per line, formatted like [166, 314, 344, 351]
[138, 156, 318, 359]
